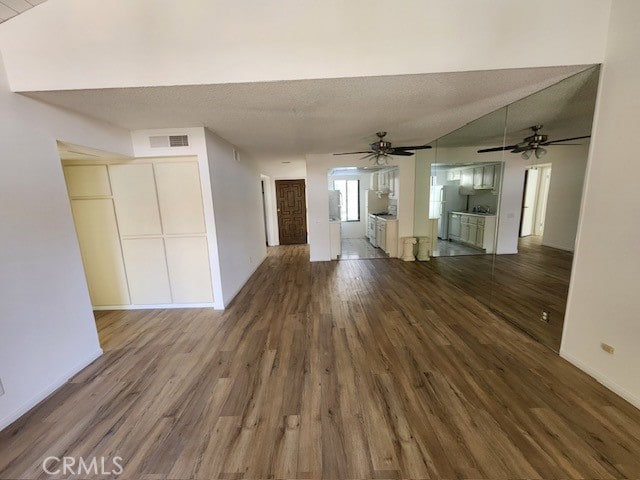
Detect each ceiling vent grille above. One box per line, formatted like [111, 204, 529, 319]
[149, 135, 189, 148]
[169, 135, 189, 147]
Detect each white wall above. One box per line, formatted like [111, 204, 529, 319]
[205, 130, 267, 306]
[561, 0, 640, 409]
[307, 154, 414, 261]
[0, 0, 611, 91]
[328, 173, 369, 239]
[526, 144, 589, 251]
[0, 54, 133, 430]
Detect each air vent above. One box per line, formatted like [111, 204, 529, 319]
[169, 135, 189, 147]
[149, 135, 189, 148]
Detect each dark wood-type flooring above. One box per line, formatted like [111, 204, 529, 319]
[1, 245, 639, 479]
[428, 236, 572, 351]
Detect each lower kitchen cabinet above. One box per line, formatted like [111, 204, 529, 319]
[375, 217, 398, 257]
[448, 212, 497, 253]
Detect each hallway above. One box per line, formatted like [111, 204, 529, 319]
[1, 245, 639, 479]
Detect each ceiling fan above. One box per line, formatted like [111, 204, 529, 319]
[334, 131, 432, 165]
[477, 125, 590, 160]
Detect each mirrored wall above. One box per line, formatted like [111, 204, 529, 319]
[416, 66, 599, 351]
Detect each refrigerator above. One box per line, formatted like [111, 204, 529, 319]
[328, 190, 341, 221]
[430, 185, 466, 239]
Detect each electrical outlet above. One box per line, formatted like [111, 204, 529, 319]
[541, 311, 550, 323]
[601, 343, 615, 354]
[0, 378, 4, 397]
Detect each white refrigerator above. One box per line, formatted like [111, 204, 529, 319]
[430, 185, 466, 239]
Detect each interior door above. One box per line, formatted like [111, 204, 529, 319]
[520, 168, 539, 237]
[276, 179, 307, 245]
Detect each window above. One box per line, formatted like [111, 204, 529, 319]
[333, 179, 360, 222]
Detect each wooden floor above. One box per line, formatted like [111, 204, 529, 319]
[428, 236, 572, 351]
[1, 245, 640, 479]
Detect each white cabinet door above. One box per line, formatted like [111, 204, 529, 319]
[468, 223, 478, 245]
[71, 199, 129, 306]
[64, 165, 111, 197]
[473, 167, 483, 188]
[482, 165, 495, 189]
[476, 226, 485, 248]
[461, 169, 473, 187]
[165, 237, 213, 303]
[109, 164, 162, 236]
[461, 221, 470, 242]
[449, 214, 461, 239]
[154, 162, 206, 234]
[121, 238, 172, 305]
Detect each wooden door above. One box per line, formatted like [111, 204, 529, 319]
[276, 179, 307, 245]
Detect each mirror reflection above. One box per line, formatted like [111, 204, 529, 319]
[422, 66, 599, 352]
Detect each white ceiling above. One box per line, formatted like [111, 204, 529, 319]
[0, 0, 45, 23]
[26, 65, 591, 162]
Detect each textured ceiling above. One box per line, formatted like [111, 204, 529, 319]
[26, 65, 591, 161]
[438, 67, 599, 148]
[0, 0, 45, 24]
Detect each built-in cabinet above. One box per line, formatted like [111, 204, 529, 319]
[64, 159, 214, 308]
[448, 212, 497, 253]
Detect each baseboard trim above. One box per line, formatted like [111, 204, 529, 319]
[0, 348, 103, 431]
[560, 350, 640, 410]
[222, 254, 267, 308]
[93, 302, 215, 311]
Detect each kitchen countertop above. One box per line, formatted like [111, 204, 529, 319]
[451, 211, 496, 217]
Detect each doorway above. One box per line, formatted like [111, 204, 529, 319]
[520, 165, 552, 238]
[275, 179, 308, 245]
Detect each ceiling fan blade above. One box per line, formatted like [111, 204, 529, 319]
[511, 145, 532, 153]
[388, 150, 414, 156]
[542, 135, 591, 145]
[477, 144, 519, 153]
[393, 145, 433, 151]
[546, 143, 581, 146]
[333, 151, 373, 155]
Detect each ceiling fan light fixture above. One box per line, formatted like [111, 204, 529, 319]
[521, 150, 532, 160]
[535, 147, 547, 159]
[376, 154, 388, 166]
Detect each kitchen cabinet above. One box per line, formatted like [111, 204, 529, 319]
[448, 212, 497, 253]
[449, 213, 461, 240]
[388, 168, 399, 199]
[330, 220, 341, 259]
[473, 167, 484, 188]
[482, 165, 495, 189]
[374, 216, 398, 257]
[370, 172, 379, 190]
[461, 169, 474, 187]
[367, 214, 377, 246]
